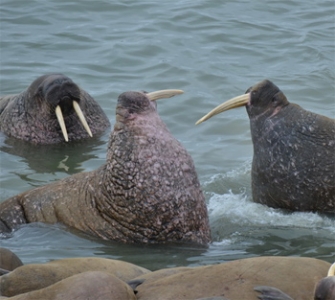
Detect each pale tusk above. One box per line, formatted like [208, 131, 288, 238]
[195, 93, 250, 125]
[55, 105, 68, 142]
[146, 89, 184, 101]
[73, 101, 93, 137]
[327, 262, 335, 277]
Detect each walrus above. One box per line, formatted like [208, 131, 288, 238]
[1, 271, 142, 300]
[0, 74, 110, 144]
[134, 256, 330, 299]
[0, 248, 23, 276]
[254, 262, 335, 300]
[196, 80, 335, 213]
[0, 89, 211, 245]
[0, 257, 149, 296]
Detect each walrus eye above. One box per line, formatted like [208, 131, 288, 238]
[251, 90, 258, 98]
[272, 92, 281, 103]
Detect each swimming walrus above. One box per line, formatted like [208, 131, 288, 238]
[196, 80, 335, 213]
[0, 74, 110, 144]
[0, 89, 211, 245]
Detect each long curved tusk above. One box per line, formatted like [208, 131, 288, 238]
[73, 101, 93, 137]
[55, 105, 68, 142]
[327, 262, 335, 277]
[146, 89, 184, 101]
[195, 93, 250, 125]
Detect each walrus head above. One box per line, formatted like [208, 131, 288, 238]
[314, 262, 335, 300]
[196, 79, 289, 124]
[113, 90, 183, 131]
[28, 74, 92, 141]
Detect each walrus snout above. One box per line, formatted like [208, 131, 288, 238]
[117, 89, 184, 113]
[30, 74, 94, 142]
[41, 76, 93, 142]
[55, 100, 93, 142]
[195, 79, 285, 125]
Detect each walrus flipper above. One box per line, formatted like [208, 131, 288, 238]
[254, 286, 294, 300]
[126, 279, 145, 294]
[0, 267, 10, 276]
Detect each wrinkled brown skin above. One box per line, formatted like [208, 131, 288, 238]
[0, 91, 211, 245]
[0, 74, 110, 144]
[246, 80, 334, 212]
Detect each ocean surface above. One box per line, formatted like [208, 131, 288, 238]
[0, 0, 334, 270]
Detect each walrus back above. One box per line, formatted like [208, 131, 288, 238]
[251, 104, 335, 212]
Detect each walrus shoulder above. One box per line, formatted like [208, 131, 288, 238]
[0, 95, 18, 115]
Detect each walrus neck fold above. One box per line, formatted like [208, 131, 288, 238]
[96, 113, 211, 244]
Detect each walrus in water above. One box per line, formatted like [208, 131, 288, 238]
[0, 74, 110, 144]
[0, 89, 211, 245]
[196, 80, 335, 213]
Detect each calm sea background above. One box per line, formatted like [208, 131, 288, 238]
[0, 0, 334, 270]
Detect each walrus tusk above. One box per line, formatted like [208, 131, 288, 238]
[146, 89, 184, 101]
[73, 101, 93, 137]
[195, 93, 250, 125]
[55, 105, 69, 142]
[327, 262, 335, 276]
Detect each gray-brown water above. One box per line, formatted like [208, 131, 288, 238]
[0, 0, 334, 270]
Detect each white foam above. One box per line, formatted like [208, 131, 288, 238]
[207, 190, 335, 232]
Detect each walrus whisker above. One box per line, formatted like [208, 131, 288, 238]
[146, 89, 184, 101]
[73, 101, 93, 137]
[55, 105, 68, 142]
[327, 262, 335, 277]
[195, 93, 250, 125]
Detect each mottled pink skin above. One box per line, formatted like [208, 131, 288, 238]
[0, 91, 211, 245]
[245, 80, 335, 212]
[0, 74, 110, 144]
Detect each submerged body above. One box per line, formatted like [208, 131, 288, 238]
[197, 80, 335, 213]
[0, 74, 110, 144]
[250, 99, 334, 212]
[0, 90, 211, 245]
